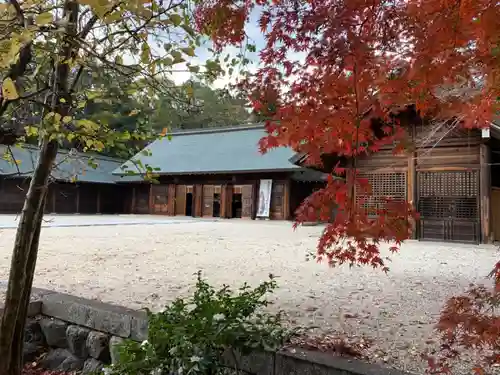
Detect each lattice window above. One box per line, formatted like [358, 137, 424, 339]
[418, 171, 478, 220]
[418, 171, 478, 197]
[356, 172, 407, 214]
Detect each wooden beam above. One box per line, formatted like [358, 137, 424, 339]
[131, 187, 136, 214]
[480, 144, 491, 243]
[76, 185, 80, 214]
[148, 183, 153, 214]
[283, 179, 291, 220]
[52, 186, 56, 213]
[167, 184, 176, 215]
[408, 152, 417, 239]
[220, 183, 227, 218]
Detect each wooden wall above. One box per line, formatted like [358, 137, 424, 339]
[0, 177, 131, 215]
[141, 172, 293, 220]
[348, 123, 488, 243]
[0, 177, 29, 213]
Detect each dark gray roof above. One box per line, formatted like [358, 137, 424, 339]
[0, 144, 124, 184]
[114, 125, 302, 176]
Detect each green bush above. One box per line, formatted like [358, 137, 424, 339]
[109, 272, 291, 375]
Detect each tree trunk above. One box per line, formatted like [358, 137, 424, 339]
[0, 139, 58, 375]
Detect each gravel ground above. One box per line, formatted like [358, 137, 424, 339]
[0, 218, 498, 374]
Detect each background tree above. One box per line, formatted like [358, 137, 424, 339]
[149, 80, 251, 131]
[195, 0, 500, 372]
[0, 1, 225, 374]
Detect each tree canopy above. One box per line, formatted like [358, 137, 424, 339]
[0, 1, 230, 374]
[195, 0, 500, 373]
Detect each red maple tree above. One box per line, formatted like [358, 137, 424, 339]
[195, 0, 500, 373]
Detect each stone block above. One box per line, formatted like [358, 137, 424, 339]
[23, 342, 44, 363]
[39, 318, 68, 348]
[83, 358, 105, 374]
[27, 301, 42, 317]
[86, 330, 110, 362]
[109, 336, 125, 365]
[222, 349, 274, 375]
[130, 314, 148, 342]
[275, 348, 411, 375]
[25, 319, 45, 346]
[67, 325, 90, 358]
[41, 348, 84, 372]
[41, 292, 147, 338]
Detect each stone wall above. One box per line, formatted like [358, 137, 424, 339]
[5, 288, 412, 375]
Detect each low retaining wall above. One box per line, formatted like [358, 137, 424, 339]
[2, 288, 411, 375]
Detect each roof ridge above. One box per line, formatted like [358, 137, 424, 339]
[166, 123, 265, 136]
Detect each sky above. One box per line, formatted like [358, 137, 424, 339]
[168, 7, 266, 89]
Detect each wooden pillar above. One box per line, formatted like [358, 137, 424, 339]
[407, 152, 417, 239]
[76, 185, 80, 214]
[251, 181, 258, 220]
[283, 179, 291, 220]
[194, 184, 203, 217]
[52, 186, 56, 213]
[167, 184, 176, 215]
[220, 183, 227, 218]
[480, 144, 491, 243]
[148, 183, 154, 214]
[131, 187, 136, 214]
[226, 184, 233, 219]
[96, 189, 101, 214]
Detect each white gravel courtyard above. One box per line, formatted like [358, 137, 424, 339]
[0, 215, 498, 373]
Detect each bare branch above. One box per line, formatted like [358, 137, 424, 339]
[6, 145, 21, 176]
[79, 1, 122, 39]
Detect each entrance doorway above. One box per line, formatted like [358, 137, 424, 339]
[417, 170, 479, 243]
[232, 193, 242, 218]
[186, 192, 193, 216]
[213, 193, 221, 217]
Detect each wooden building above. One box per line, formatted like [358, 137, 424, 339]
[113, 125, 327, 220]
[0, 145, 131, 214]
[292, 109, 500, 244]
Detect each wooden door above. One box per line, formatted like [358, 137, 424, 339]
[194, 184, 203, 217]
[152, 184, 169, 214]
[167, 184, 176, 215]
[203, 185, 214, 217]
[241, 184, 254, 219]
[270, 182, 285, 219]
[417, 170, 480, 243]
[175, 185, 187, 216]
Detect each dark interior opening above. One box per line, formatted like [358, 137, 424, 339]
[213, 193, 221, 217]
[186, 192, 193, 216]
[232, 193, 242, 218]
[290, 181, 326, 219]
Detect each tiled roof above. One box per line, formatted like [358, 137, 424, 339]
[114, 125, 302, 176]
[0, 144, 125, 184]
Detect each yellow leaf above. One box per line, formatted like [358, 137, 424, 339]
[35, 12, 53, 26]
[62, 116, 72, 124]
[182, 47, 196, 57]
[160, 127, 168, 136]
[169, 14, 182, 26]
[2, 78, 19, 100]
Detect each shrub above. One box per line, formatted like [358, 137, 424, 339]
[109, 272, 291, 375]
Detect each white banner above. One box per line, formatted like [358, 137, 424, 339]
[257, 179, 273, 218]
